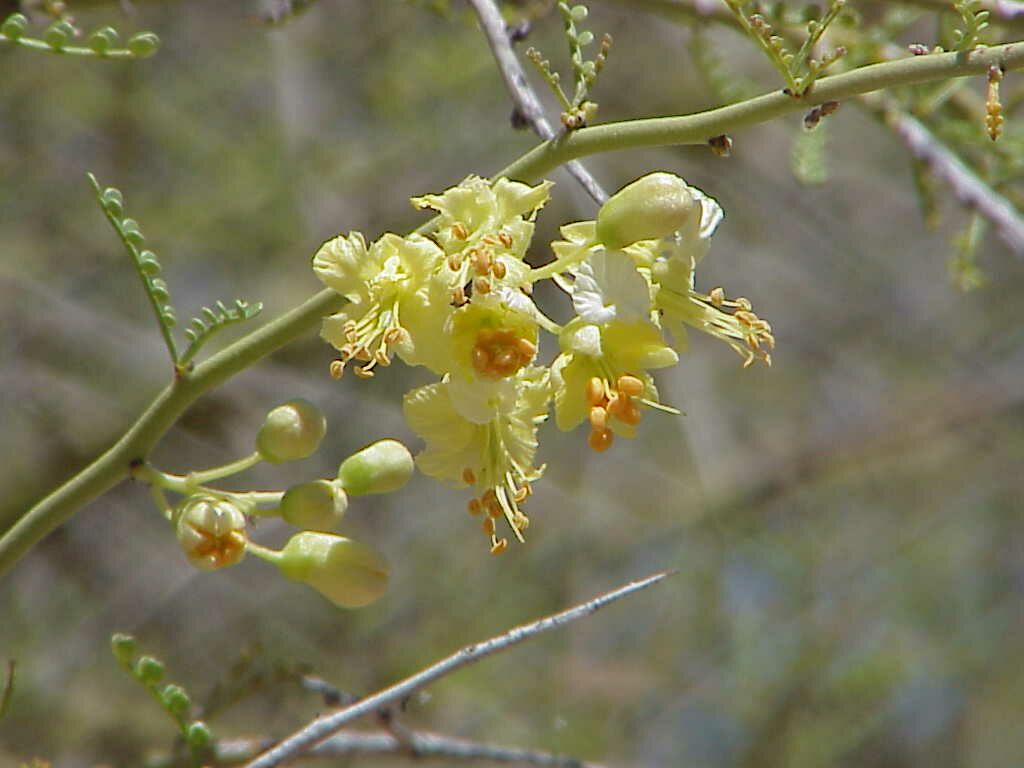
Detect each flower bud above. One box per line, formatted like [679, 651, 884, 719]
[1, 13, 28, 40]
[174, 495, 247, 571]
[276, 532, 389, 608]
[186, 721, 212, 749]
[596, 172, 699, 249]
[280, 480, 348, 531]
[256, 399, 326, 463]
[337, 439, 414, 496]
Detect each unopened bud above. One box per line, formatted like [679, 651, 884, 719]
[337, 439, 414, 496]
[256, 399, 326, 463]
[276, 532, 389, 608]
[186, 721, 212, 749]
[174, 495, 247, 571]
[161, 684, 191, 719]
[135, 656, 164, 685]
[280, 480, 348, 531]
[596, 172, 698, 248]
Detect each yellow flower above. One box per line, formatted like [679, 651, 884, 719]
[315, 232, 451, 377]
[403, 366, 550, 553]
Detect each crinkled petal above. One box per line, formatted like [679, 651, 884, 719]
[313, 232, 370, 302]
[403, 381, 479, 486]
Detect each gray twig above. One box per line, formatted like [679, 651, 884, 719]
[882, 103, 1024, 257]
[467, 0, 609, 204]
[209, 729, 605, 767]
[244, 570, 672, 768]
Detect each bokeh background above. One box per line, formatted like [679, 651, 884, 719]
[2, 1, 1024, 766]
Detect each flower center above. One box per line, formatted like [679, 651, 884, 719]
[329, 301, 408, 380]
[584, 374, 645, 452]
[471, 328, 536, 380]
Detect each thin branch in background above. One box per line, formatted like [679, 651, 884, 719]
[174, 729, 607, 767]
[244, 570, 672, 768]
[467, 0, 609, 204]
[881, 101, 1024, 256]
[0, 659, 14, 719]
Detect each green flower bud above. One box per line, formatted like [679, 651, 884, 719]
[1, 13, 28, 40]
[280, 480, 348, 531]
[110, 633, 137, 665]
[121, 218, 145, 247]
[174, 495, 247, 571]
[138, 251, 161, 275]
[186, 721, 212, 749]
[127, 31, 160, 58]
[276, 532, 389, 608]
[161, 684, 191, 718]
[135, 656, 164, 685]
[337, 439, 414, 496]
[256, 399, 326, 463]
[596, 172, 699, 249]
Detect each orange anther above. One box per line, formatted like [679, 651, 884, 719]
[616, 375, 644, 398]
[588, 427, 614, 453]
[490, 537, 509, 555]
[585, 377, 605, 406]
[329, 360, 345, 379]
[451, 222, 469, 240]
[492, 260, 507, 279]
[462, 467, 476, 485]
[467, 498, 482, 516]
[619, 400, 642, 426]
[589, 405, 608, 430]
[483, 517, 496, 535]
[498, 231, 513, 248]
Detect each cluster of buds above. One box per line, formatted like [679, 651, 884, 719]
[138, 398, 413, 608]
[314, 172, 774, 553]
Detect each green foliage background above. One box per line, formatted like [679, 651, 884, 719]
[2, 1, 1023, 765]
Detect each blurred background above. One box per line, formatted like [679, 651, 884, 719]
[2, 1, 1023, 765]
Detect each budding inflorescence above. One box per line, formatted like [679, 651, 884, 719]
[314, 172, 775, 553]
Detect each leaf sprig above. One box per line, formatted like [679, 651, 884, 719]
[526, 3, 612, 130]
[952, 0, 991, 52]
[0, 12, 159, 59]
[723, 0, 848, 97]
[88, 174, 262, 373]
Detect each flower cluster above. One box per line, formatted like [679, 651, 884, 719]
[314, 173, 773, 553]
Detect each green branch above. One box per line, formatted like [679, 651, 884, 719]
[0, 289, 344, 579]
[2, 39, 1023, 579]
[499, 41, 1024, 181]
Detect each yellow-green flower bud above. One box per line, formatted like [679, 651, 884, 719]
[110, 633, 136, 665]
[280, 480, 348, 531]
[276, 532, 389, 608]
[174, 495, 247, 571]
[337, 439, 414, 496]
[135, 656, 164, 685]
[256, 399, 326, 463]
[596, 172, 698, 249]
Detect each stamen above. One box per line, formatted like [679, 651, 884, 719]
[589, 405, 608, 430]
[490, 537, 509, 555]
[619, 400, 642, 426]
[588, 427, 614, 453]
[498, 231, 513, 248]
[375, 349, 391, 366]
[492, 260, 507, 279]
[451, 285, 467, 306]
[482, 516, 496, 536]
[463, 467, 477, 484]
[474, 277, 492, 294]
[585, 377, 605, 406]
[709, 287, 725, 306]
[616, 375, 644, 398]
[448, 253, 463, 271]
[451, 222, 469, 240]
[329, 360, 345, 379]
[353, 365, 375, 379]
[512, 486, 529, 504]
[467, 498, 482, 516]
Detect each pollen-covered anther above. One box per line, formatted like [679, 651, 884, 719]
[473, 277, 492, 294]
[483, 516, 496, 536]
[448, 253, 463, 271]
[589, 426, 614, 453]
[586, 376, 606, 406]
[374, 349, 391, 366]
[616, 375, 644, 398]
[619, 399, 642, 426]
[709, 287, 725, 307]
[462, 467, 477, 485]
[512, 486, 529, 504]
[468, 498, 482, 516]
[589, 405, 608, 431]
[470, 249, 492, 276]
[353, 365, 375, 379]
[490, 537, 509, 555]
[492, 260, 507, 279]
[384, 328, 408, 345]
[498, 231, 513, 249]
[451, 286, 467, 306]
[471, 328, 536, 379]
[329, 360, 345, 379]
[451, 222, 469, 240]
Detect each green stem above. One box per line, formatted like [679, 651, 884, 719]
[0, 288, 344, 579]
[499, 41, 1024, 182]
[184, 452, 262, 486]
[3, 39, 1024, 579]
